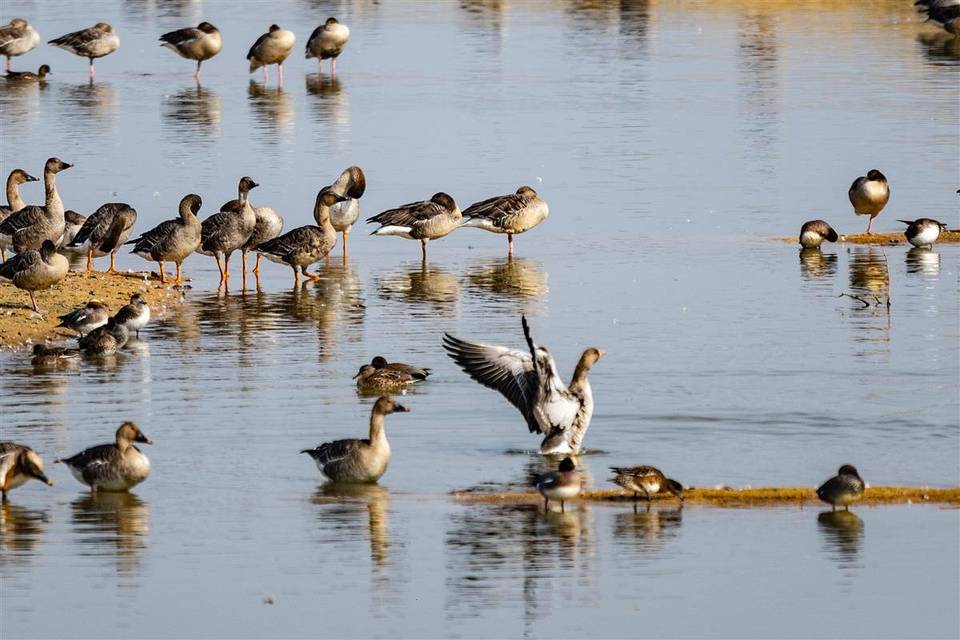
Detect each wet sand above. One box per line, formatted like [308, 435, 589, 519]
[775, 229, 960, 245]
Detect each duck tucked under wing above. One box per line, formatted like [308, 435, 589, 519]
[367, 200, 444, 228]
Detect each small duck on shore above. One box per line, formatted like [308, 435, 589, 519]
[848, 170, 889, 235]
[0, 239, 69, 312]
[57, 300, 109, 336]
[56, 422, 152, 492]
[114, 293, 150, 338]
[799, 220, 839, 249]
[534, 457, 581, 512]
[817, 464, 865, 512]
[0, 442, 53, 498]
[898, 218, 948, 248]
[48, 22, 119, 78]
[610, 465, 684, 506]
[68, 203, 138, 273]
[159, 22, 222, 80]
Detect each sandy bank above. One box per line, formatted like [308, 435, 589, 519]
[775, 230, 960, 245]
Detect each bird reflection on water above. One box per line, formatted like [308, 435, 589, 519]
[377, 261, 460, 316]
[70, 491, 150, 579]
[248, 80, 294, 141]
[817, 510, 864, 569]
[798, 247, 838, 281]
[0, 501, 49, 566]
[612, 506, 683, 555]
[905, 247, 941, 276]
[305, 74, 350, 139]
[57, 80, 116, 126]
[161, 84, 221, 141]
[464, 257, 548, 313]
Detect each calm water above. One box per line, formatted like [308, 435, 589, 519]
[1, 1, 958, 637]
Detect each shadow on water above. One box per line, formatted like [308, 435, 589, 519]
[817, 510, 864, 569]
[0, 502, 49, 567]
[905, 247, 940, 276]
[916, 32, 960, 66]
[161, 84, 221, 141]
[70, 492, 150, 579]
[376, 260, 460, 317]
[464, 257, 548, 313]
[247, 80, 294, 142]
[612, 505, 683, 554]
[736, 12, 779, 177]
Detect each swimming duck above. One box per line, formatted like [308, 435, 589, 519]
[127, 193, 202, 284]
[0, 157, 71, 253]
[57, 300, 109, 336]
[114, 293, 150, 338]
[370, 356, 431, 380]
[367, 192, 462, 260]
[199, 177, 259, 283]
[443, 316, 604, 455]
[817, 464, 865, 512]
[78, 315, 129, 356]
[610, 465, 684, 504]
[353, 364, 418, 393]
[0, 168, 38, 260]
[305, 18, 350, 75]
[898, 218, 948, 248]
[799, 220, 839, 249]
[159, 22, 222, 80]
[4, 64, 49, 81]
[31, 343, 81, 365]
[534, 457, 581, 512]
[322, 166, 366, 256]
[48, 23, 119, 78]
[255, 190, 346, 284]
[0, 442, 52, 498]
[0, 19, 40, 72]
[301, 396, 409, 483]
[219, 196, 283, 276]
[60, 210, 86, 247]
[56, 422, 152, 492]
[461, 186, 549, 258]
[68, 202, 137, 273]
[247, 24, 295, 83]
[848, 170, 889, 235]
[0, 240, 68, 312]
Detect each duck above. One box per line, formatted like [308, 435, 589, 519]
[367, 192, 462, 261]
[159, 22, 222, 80]
[610, 465, 684, 505]
[113, 293, 150, 338]
[370, 356, 431, 380]
[199, 176, 259, 283]
[0, 442, 52, 498]
[56, 422, 152, 492]
[301, 396, 409, 483]
[219, 196, 283, 276]
[919, 0, 960, 34]
[31, 343, 81, 365]
[0, 157, 72, 253]
[443, 315, 604, 455]
[461, 186, 549, 258]
[322, 166, 366, 257]
[898, 218, 948, 248]
[0, 240, 68, 312]
[48, 23, 119, 78]
[0, 168, 39, 260]
[353, 364, 418, 393]
[4, 63, 49, 81]
[799, 220, 839, 249]
[60, 210, 86, 247]
[78, 316, 129, 356]
[534, 457, 581, 512]
[68, 202, 137, 273]
[57, 300, 109, 336]
[305, 18, 350, 75]
[0, 19, 40, 73]
[817, 464, 865, 511]
[127, 193, 203, 284]
[848, 169, 889, 235]
[255, 189, 346, 285]
[247, 24, 295, 83]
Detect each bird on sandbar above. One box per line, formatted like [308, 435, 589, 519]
[816, 464, 865, 512]
[848, 170, 889, 235]
[534, 457, 581, 512]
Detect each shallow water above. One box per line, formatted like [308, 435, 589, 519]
[1, 1, 958, 638]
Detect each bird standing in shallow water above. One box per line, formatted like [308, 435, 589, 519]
[305, 18, 350, 76]
[817, 464, 865, 511]
[461, 186, 549, 258]
[68, 202, 138, 273]
[127, 194, 203, 285]
[0, 18, 40, 72]
[367, 192, 462, 261]
[159, 22, 222, 80]
[534, 457, 581, 512]
[247, 24, 295, 84]
[610, 465, 684, 509]
[898, 218, 947, 248]
[48, 22, 119, 78]
[848, 170, 889, 235]
[56, 422, 152, 492]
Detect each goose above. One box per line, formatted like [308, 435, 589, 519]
[848, 169, 889, 235]
[255, 189, 346, 284]
[0, 157, 72, 253]
[127, 193, 202, 284]
[219, 196, 283, 276]
[31, 343, 81, 365]
[305, 18, 350, 75]
[60, 210, 86, 247]
[0, 442, 52, 498]
[57, 300, 109, 336]
[0, 240, 68, 312]
[461, 186, 549, 258]
[0, 168, 38, 260]
[247, 24, 295, 83]
[113, 293, 150, 338]
[56, 422, 152, 492]
[534, 457, 581, 512]
[78, 316, 129, 356]
[610, 466, 684, 505]
[799, 220, 839, 249]
[0, 19, 40, 72]
[159, 22, 222, 80]
[301, 396, 409, 483]
[898, 218, 947, 248]
[367, 192, 462, 260]
[443, 316, 604, 455]
[353, 364, 418, 393]
[48, 23, 119, 78]
[199, 176, 258, 283]
[817, 464, 865, 512]
[4, 64, 49, 81]
[322, 166, 366, 256]
[68, 202, 137, 273]
[369, 356, 431, 380]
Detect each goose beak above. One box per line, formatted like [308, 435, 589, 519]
[597, 349, 606, 358]
[61, 162, 74, 170]
[25, 174, 39, 182]
[394, 403, 410, 413]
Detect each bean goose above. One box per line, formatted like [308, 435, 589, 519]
[0, 168, 38, 260]
[56, 422, 152, 492]
[57, 300, 109, 336]
[78, 315, 129, 356]
[159, 22, 222, 80]
[534, 457, 581, 512]
[301, 396, 409, 483]
[799, 220, 839, 249]
[247, 24, 295, 83]
[848, 170, 889, 235]
[322, 166, 366, 257]
[0, 19, 40, 72]
[898, 218, 947, 248]
[443, 316, 604, 455]
[199, 177, 258, 283]
[610, 466, 684, 505]
[817, 465, 865, 512]
[461, 186, 549, 258]
[4, 64, 49, 81]
[0, 240, 68, 312]
[305, 18, 350, 75]
[114, 293, 150, 338]
[0, 442, 52, 498]
[68, 203, 137, 273]
[127, 194, 202, 284]
[0, 158, 71, 253]
[367, 192, 462, 260]
[48, 23, 119, 78]
[219, 196, 283, 276]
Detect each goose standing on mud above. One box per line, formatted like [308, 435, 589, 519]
[443, 316, 604, 455]
[898, 218, 948, 248]
[305, 18, 350, 75]
[461, 186, 549, 258]
[0, 19, 40, 72]
[199, 177, 259, 283]
[114, 293, 150, 338]
[56, 422, 152, 492]
[219, 195, 283, 277]
[848, 170, 889, 235]
[323, 166, 365, 257]
[0, 168, 38, 260]
[256, 190, 346, 284]
[127, 193, 203, 284]
[301, 396, 409, 483]
[0, 158, 71, 253]
[799, 220, 839, 249]
[78, 316, 129, 356]
[48, 23, 119, 78]
[367, 192, 462, 260]
[610, 465, 684, 505]
[159, 22, 222, 80]
[0, 442, 53, 498]
[68, 203, 137, 273]
[817, 465, 865, 512]
[57, 300, 109, 336]
[534, 457, 581, 512]
[3, 64, 49, 82]
[247, 24, 295, 83]
[0, 240, 68, 312]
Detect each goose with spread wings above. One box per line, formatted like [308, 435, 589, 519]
[443, 316, 604, 454]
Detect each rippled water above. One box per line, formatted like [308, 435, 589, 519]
[1, 1, 958, 637]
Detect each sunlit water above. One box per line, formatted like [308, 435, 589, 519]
[1, 1, 958, 637]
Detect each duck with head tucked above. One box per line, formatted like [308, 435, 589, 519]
[461, 186, 549, 258]
[322, 166, 366, 257]
[0, 158, 72, 253]
[799, 220, 839, 249]
[0, 240, 68, 312]
[817, 464, 865, 512]
[159, 22, 222, 80]
[48, 22, 119, 78]
[247, 24, 295, 83]
[56, 422, 152, 492]
[0, 442, 53, 498]
[127, 194, 203, 284]
[848, 169, 889, 235]
[305, 17, 350, 75]
[0, 18, 40, 72]
[31, 343, 80, 365]
[68, 202, 138, 273]
[898, 218, 948, 249]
